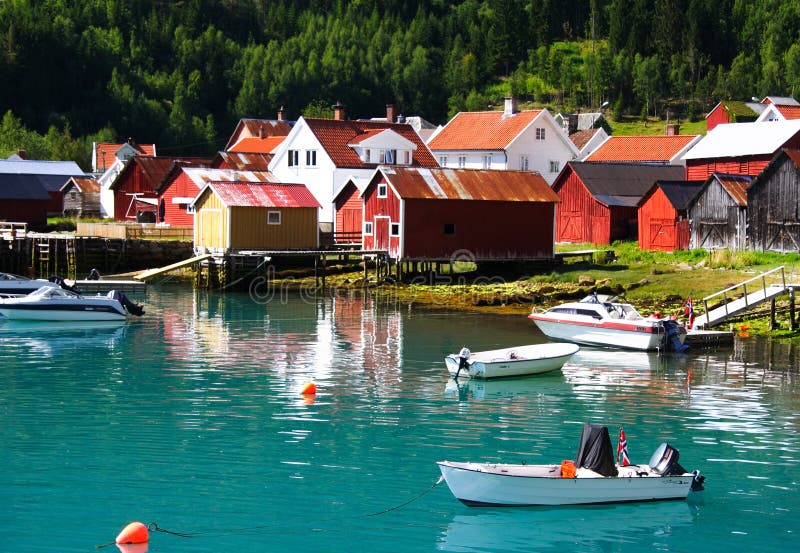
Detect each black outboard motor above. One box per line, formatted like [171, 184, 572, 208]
[649, 442, 706, 491]
[111, 290, 145, 317]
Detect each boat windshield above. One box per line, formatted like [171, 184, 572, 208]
[28, 286, 78, 299]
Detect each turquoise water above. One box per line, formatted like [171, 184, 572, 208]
[1, 285, 799, 553]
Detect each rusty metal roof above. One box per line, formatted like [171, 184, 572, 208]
[182, 168, 279, 188]
[713, 173, 752, 206]
[375, 167, 559, 202]
[203, 181, 320, 208]
[212, 151, 273, 171]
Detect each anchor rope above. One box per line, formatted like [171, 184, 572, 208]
[95, 475, 445, 546]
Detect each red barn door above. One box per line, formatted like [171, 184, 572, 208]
[649, 219, 676, 250]
[558, 211, 583, 242]
[374, 216, 390, 250]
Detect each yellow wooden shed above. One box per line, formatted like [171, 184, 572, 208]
[192, 181, 321, 252]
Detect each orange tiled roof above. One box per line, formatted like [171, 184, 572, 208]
[229, 136, 285, 154]
[585, 135, 699, 162]
[95, 142, 155, 171]
[569, 128, 601, 150]
[304, 118, 438, 169]
[427, 110, 542, 150]
[775, 105, 800, 120]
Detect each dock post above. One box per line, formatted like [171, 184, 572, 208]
[770, 297, 777, 330]
[314, 256, 319, 287]
[791, 287, 796, 331]
[321, 255, 326, 290]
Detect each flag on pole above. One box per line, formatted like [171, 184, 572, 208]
[617, 427, 630, 466]
[684, 297, 695, 329]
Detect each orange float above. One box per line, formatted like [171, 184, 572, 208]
[300, 382, 317, 395]
[116, 521, 149, 544]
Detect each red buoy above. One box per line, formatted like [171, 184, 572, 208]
[116, 521, 149, 544]
[300, 382, 317, 395]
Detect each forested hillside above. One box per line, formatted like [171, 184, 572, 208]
[1, 0, 799, 167]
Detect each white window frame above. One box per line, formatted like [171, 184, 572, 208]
[364, 221, 373, 235]
[482, 155, 491, 169]
[306, 149, 317, 166]
[458, 155, 466, 168]
[379, 149, 386, 163]
[385, 149, 396, 164]
[520, 155, 529, 171]
[377, 183, 388, 198]
[288, 150, 299, 167]
[549, 160, 560, 173]
[365, 149, 371, 163]
[390, 222, 400, 237]
[402, 150, 410, 164]
[439, 155, 448, 167]
[535, 127, 546, 140]
[267, 210, 281, 225]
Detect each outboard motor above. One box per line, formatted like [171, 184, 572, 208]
[649, 443, 688, 475]
[662, 319, 689, 352]
[691, 470, 706, 491]
[110, 290, 145, 317]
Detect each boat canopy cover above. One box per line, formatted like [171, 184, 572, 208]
[575, 424, 618, 477]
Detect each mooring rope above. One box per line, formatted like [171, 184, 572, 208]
[94, 475, 445, 548]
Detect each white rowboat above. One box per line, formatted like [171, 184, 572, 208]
[445, 342, 579, 379]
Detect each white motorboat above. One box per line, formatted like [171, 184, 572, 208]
[0, 272, 59, 298]
[437, 423, 705, 506]
[528, 294, 687, 351]
[445, 343, 579, 379]
[0, 286, 144, 321]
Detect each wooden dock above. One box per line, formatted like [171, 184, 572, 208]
[133, 254, 212, 281]
[70, 279, 146, 295]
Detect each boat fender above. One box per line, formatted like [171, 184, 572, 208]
[116, 521, 149, 544]
[560, 459, 576, 478]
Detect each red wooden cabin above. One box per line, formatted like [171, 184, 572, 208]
[332, 179, 363, 245]
[553, 162, 684, 245]
[360, 167, 559, 261]
[637, 181, 703, 251]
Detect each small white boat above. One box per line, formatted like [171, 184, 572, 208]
[437, 424, 705, 506]
[528, 294, 687, 351]
[0, 286, 144, 321]
[445, 343, 579, 379]
[0, 272, 59, 298]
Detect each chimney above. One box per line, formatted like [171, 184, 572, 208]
[277, 106, 285, 121]
[258, 124, 265, 139]
[17, 149, 27, 159]
[386, 104, 396, 123]
[503, 97, 518, 117]
[333, 101, 346, 121]
[666, 123, 680, 136]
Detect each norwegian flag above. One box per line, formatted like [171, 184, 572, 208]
[617, 427, 630, 466]
[684, 297, 695, 329]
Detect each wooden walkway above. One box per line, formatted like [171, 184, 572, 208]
[694, 266, 790, 328]
[133, 254, 212, 281]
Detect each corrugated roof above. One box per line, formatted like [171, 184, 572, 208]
[182, 168, 278, 188]
[683, 120, 800, 159]
[305, 118, 438, 168]
[378, 167, 559, 202]
[94, 142, 155, 171]
[774, 105, 800, 120]
[0, 174, 52, 200]
[229, 136, 285, 154]
[713, 173, 752, 206]
[205, 181, 321, 208]
[112, 156, 206, 192]
[586, 135, 700, 162]
[0, 159, 84, 176]
[427, 110, 542, 150]
[213, 151, 273, 171]
[565, 162, 685, 203]
[62, 176, 101, 193]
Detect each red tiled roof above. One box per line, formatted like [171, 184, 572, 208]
[229, 136, 285, 154]
[569, 128, 600, 150]
[207, 181, 321, 208]
[304, 118, 438, 168]
[381, 167, 559, 202]
[95, 142, 155, 171]
[427, 110, 542, 150]
[775, 105, 800, 120]
[585, 135, 699, 162]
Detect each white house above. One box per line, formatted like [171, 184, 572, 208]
[93, 141, 156, 218]
[426, 98, 579, 185]
[268, 104, 439, 225]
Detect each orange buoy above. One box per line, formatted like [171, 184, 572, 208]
[300, 382, 317, 395]
[116, 521, 149, 544]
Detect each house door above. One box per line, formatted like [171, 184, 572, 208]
[558, 211, 583, 241]
[649, 219, 676, 250]
[341, 208, 361, 242]
[200, 209, 222, 249]
[374, 216, 390, 250]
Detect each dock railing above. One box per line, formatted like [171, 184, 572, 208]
[699, 266, 786, 327]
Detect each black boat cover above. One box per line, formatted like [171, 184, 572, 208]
[575, 423, 618, 477]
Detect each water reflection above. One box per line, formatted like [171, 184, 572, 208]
[0, 319, 130, 355]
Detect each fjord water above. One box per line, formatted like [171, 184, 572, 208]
[1, 285, 799, 553]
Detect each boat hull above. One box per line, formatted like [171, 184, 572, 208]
[0, 300, 128, 321]
[529, 317, 672, 351]
[436, 461, 695, 506]
[445, 343, 579, 379]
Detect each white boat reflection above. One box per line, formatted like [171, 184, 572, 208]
[444, 374, 566, 400]
[438, 501, 696, 552]
[0, 319, 129, 355]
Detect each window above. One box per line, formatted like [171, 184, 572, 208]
[439, 156, 448, 167]
[187, 204, 195, 214]
[364, 221, 373, 235]
[520, 155, 529, 171]
[267, 211, 281, 225]
[535, 127, 546, 140]
[482, 155, 491, 169]
[385, 149, 396, 164]
[458, 156, 466, 168]
[378, 183, 388, 198]
[550, 160, 560, 173]
[379, 150, 386, 163]
[365, 149, 371, 163]
[390, 223, 400, 236]
[288, 150, 299, 167]
[444, 223, 455, 235]
[306, 150, 317, 166]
